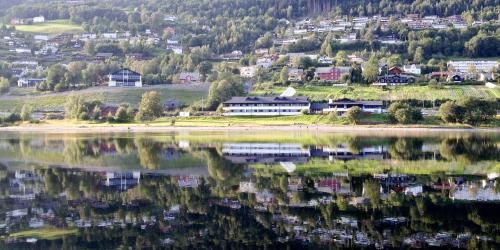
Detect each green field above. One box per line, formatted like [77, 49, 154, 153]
[0, 87, 207, 112]
[10, 228, 78, 240]
[14, 19, 83, 34]
[252, 85, 499, 101]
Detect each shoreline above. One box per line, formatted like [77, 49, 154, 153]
[1, 124, 499, 134]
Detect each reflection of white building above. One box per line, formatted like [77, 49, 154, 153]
[177, 176, 199, 188]
[222, 143, 310, 163]
[105, 172, 140, 191]
[322, 144, 386, 160]
[450, 181, 500, 201]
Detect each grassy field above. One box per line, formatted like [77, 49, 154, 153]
[252, 85, 499, 101]
[0, 87, 207, 112]
[10, 228, 78, 240]
[14, 19, 83, 34]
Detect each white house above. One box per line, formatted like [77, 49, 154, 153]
[108, 68, 142, 87]
[256, 58, 273, 68]
[403, 64, 422, 75]
[32, 16, 45, 23]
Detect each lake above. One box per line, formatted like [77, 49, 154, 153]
[0, 131, 498, 249]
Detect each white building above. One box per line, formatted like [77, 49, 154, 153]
[403, 64, 422, 75]
[256, 58, 273, 68]
[448, 60, 499, 73]
[33, 16, 45, 23]
[222, 96, 310, 116]
[324, 99, 385, 114]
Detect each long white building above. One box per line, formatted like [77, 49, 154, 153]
[222, 96, 310, 116]
[447, 60, 499, 73]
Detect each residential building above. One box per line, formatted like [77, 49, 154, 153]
[288, 68, 304, 81]
[17, 78, 45, 87]
[447, 60, 499, 73]
[108, 68, 142, 87]
[324, 99, 385, 114]
[315, 67, 343, 81]
[222, 96, 310, 116]
[256, 58, 273, 68]
[375, 74, 416, 85]
[403, 64, 422, 75]
[105, 172, 141, 191]
[33, 16, 45, 23]
[179, 72, 201, 84]
[240, 66, 257, 78]
[95, 52, 113, 60]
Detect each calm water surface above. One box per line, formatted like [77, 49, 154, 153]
[0, 131, 498, 249]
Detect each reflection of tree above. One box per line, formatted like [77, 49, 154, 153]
[363, 179, 381, 208]
[204, 148, 244, 193]
[63, 138, 100, 165]
[134, 137, 163, 169]
[439, 136, 499, 162]
[388, 138, 423, 160]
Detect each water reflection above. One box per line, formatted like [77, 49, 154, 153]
[0, 132, 497, 249]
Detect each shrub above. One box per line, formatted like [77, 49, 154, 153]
[346, 106, 363, 124]
[439, 101, 464, 123]
[388, 102, 422, 124]
[5, 113, 21, 123]
[20, 104, 32, 121]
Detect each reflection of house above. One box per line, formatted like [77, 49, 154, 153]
[450, 182, 500, 201]
[108, 68, 142, 87]
[222, 143, 310, 163]
[177, 176, 199, 188]
[240, 66, 257, 78]
[223, 96, 310, 116]
[105, 172, 141, 191]
[315, 178, 350, 194]
[324, 99, 385, 114]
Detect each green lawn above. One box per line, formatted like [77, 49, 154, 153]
[0, 87, 207, 112]
[252, 85, 499, 101]
[14, 19, 83, 34]
[10, 228, 78, 240]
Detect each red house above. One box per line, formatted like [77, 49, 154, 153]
[388, 66, 403, 75]
[315, 67, 342, 81]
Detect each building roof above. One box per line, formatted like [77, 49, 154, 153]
[315, 67, 334, 74]
[224, 96, 310, 104]
[110, 68, 141, 76]
[329, 98, 383, 106]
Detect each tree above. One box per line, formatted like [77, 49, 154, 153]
[0, 77, 9, 94]
[206, 76, 245, 110]
[136, 91, 163, 121]
[197, 61, 212, 81]
[439, 101, 463, 123]
[47, 64, 68, 90]
[114, 106, 129, 123]
[346, 106, 362, 124]
[413, 47, 424, 63]
[388, 102, 423, 124]
[84, 39, 96, 56]
[280, 66, 289, 84]
[335, 51, 347, 66]
[362, 54, 379, 83]
[457, 97, 497, 125]
[64, 94, 86, 119]
[20, 104, 32, 121]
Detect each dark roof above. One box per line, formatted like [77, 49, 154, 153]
[330, 98, 383, 106]
[310, 102, 328, 110]
[110, 68, 141, 76]
[224, 96, 309, 104]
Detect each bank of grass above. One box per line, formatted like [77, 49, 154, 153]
[252, 85, 498, 101]
[0, 88, 207, 112]
[252, 159, 499, 176]
[10, 228, 78, 240]
[14, 19, 83, 34]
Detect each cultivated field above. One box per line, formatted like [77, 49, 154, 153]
[0, 84, 209, 112]
[252, 85, 499, 101]
[14, 19, 83, 34]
